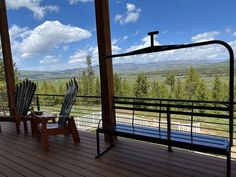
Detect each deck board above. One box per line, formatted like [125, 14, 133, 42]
[0, 122, 236, 177]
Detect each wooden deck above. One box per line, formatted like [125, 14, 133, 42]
[0, 122, 236, 177]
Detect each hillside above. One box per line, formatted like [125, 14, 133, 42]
[19, 59, 231, 81]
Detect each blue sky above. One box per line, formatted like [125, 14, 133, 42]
[3, 0, 236, 71]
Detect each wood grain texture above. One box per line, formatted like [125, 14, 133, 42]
[0, 122, 235, 177]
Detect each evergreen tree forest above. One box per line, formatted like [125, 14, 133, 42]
[0, 59, 19, 93]
[0, 58, 232, 102]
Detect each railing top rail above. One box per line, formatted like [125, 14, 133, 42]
[35, 93, 101, 99]
[34, 94, 235, 105]
[114, 96, 229, 105]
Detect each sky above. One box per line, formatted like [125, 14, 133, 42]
[2, 0, 236, 71]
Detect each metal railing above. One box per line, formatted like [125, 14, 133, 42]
[1, 93, 236, 159]
[113, 96, 230, 137]
[33, 94, 101, 131]
[33, 94, 236, 159]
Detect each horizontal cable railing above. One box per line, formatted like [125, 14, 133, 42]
[0, 93, 236, 159]
[33, 94, 102, 131]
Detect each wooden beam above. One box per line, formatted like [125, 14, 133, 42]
[94, 0, 115, 142]
[0, 0, 16, 116]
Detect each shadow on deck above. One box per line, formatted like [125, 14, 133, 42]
[0, 122, 235, 177]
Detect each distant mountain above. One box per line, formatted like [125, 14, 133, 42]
[113, 59, 223, 74]
[19, 59, 232, 80]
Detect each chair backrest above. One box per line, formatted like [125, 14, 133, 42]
[58, 78, 78, 127]
[15, 79, 37, 116]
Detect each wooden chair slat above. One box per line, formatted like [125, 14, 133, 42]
[34, 78, 80, 151]
[0, 79, 36, 134]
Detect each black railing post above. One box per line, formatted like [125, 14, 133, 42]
[159, 100, 162, 136]
[36, 95, 40, 111]
[132, 98, 136, 128]
[132, 98, 135, 133]
[191, 101, 193, 143]
[167, 105, 172, 152]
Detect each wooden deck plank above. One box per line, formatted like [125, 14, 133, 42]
[45, 132, 234, 177]
[0, 136, 80, 177]
[2, 126, 145, 177]
[73, 132, 236, 176]
[0, 163, 24, 177]
[2, 127, 148, 177]
[0, 132, 101, 177]
[0, 172, 7, 177]
[0, 122, 236, 177]
[50, 135, 188, 177]
[0, 153, 42, 177]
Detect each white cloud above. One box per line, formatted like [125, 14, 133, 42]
[63, 45, 69, 51]
[112, 39, 118, 45]
[6, 0, 59, 20]
[68, 0, 93, 5]
[127, 3, 136, 12]
[111, 35, 160, 64]
[126, 35, 160, 52]
[40, 55, 60, 64]
[225, 26, 232, 34]
[67, 43, 121, 68]
[191, 31, 220, 42]
[10, 21, 91, 58]
[68, 49, 89, 66]
[162, 30, 168, 34]
[113, 33, 236, 65]
[9, 25, 29, 51]
[115, 3, 141, 25]
[123, 36, 128, 41]
[112, 45, 122, 54]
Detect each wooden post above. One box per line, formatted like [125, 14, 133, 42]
[0, 0, 16, 116]
[94, 0, 115, 142]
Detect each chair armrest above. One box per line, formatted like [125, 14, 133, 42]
[0, 115, 15, 119]
[59, 115, 73, 118]
[33, 114, 57, 123]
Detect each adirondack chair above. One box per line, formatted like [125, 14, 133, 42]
[0, 79, 36, 134]
[33, 78, 80, 151]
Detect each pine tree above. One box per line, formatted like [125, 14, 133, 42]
[121, 77, 131, 96]
[184, 67, 200, 99]
[159, 82, 169, 98]
[79, 55, 95, 96]
[212, 75, 223, 101]
[0, 59, 6, 92]
[174, 78, 185, 99]
[222, 82, 229, 101]
[95, 77, 101, 96]
[165, 73, 175, 92]
[0, 59, 20, 92]
[86, 55, 95, 95]
[196, 79, 209, 100]
[81, 71, 89, 96]
[133, 73, 149, 98]
[114, 73, 122, 96]
[150, 81, 160, 98]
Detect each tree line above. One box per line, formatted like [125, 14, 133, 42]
[75, 56, 230, 102]
[0, 57, 231, 103]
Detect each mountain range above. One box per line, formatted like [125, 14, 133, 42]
[19, 59, 231, 80]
